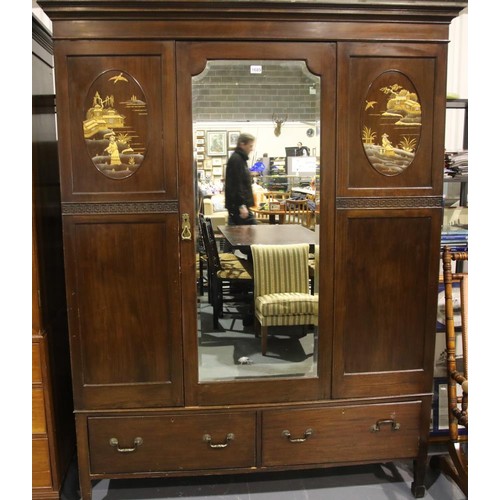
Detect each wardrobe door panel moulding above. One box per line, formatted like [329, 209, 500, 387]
[56, 41, 177, 202]
[333, 208, 442, 398]
[177, 41, 335, 407]
[38, 2, 467, 499]
[63, 214, 183, 410]
[337, 42, 447, 197]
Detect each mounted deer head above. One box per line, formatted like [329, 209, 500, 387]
[272, 113, 288, 137]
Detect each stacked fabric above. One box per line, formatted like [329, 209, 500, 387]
[444, 151, 468, 178]
[441, 224, 468, 251]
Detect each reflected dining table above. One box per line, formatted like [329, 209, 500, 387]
[252, 207, 287, 224]
[218, 224, 318, 253]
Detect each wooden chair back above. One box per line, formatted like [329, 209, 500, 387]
[443, 247, 468, 435]
[251, 243, 310, 298]
[264, 191, 289, 202]
[436, 246, 468, 495]
[199, 214, 222, 274]
[284, 199, 309, 226]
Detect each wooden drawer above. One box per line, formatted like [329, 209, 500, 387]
[32, 342, 42, 384]
[262, 401, 422, 466]
[32, 387, 47, 434]
[32, 437, 52, 488]
[88, 412, 257, 474]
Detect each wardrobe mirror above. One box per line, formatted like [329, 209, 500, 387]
[193, 60, 320, 382]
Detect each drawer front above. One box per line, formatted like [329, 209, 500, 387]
[88, 412, 256, 474]
[32, 387, 47, 434]
[32, 437, 52, 488]
[32, 342, 42, 384]
[262, 401, 422, 466]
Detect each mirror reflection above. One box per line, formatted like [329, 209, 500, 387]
[194, 60, 320, 381]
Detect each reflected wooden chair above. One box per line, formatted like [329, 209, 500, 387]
[308, 244, 319, 295]
[432, 246, 468, 496]
[253, 208, 270, 224]
[197, 214, 238, 300]
[284, 199, 309, 226]
[264, 191, 290, 202]
[199, 214, 253, 329]
[250, 243, 318, 355]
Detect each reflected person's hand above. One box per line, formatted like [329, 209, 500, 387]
[239, 205, 249, 219]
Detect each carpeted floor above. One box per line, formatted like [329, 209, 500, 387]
[198, 300, 318, 381]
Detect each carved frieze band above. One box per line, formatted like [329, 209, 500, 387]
[337, 197, 442, 209]
[62, 201, 178, 215]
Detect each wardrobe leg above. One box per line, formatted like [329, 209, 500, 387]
[75, 414, 93, 500]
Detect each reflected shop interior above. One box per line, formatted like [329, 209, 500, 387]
[193, 60, 321, 382]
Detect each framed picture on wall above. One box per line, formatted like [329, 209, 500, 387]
[430, 377, 467, 437]
[207, 131, 227, 156]
[228, 131, 240, 149]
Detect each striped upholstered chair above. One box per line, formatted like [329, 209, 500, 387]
[250, 243, 318, 355]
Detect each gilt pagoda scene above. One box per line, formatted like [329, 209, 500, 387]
[362, 72, 422, 176]
[82, 70, 148, 179]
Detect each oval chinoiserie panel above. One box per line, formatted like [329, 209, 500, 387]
[361, 71, 422, 176]
[82, 70, 148, 179]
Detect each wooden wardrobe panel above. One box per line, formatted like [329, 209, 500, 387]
[32, 438, 52, 488]
[56, 42, 176, 202]
[337, 42, 446, 197]
[333, 208, 441, 398]
[64, 214, 184, 409]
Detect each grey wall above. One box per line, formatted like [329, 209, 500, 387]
[193, 62, 320, 122]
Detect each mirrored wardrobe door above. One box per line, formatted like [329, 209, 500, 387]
[177, 43, 336, 406]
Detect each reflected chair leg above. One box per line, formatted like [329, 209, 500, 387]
[207, 270, 213, 304]
[212, 280, 221, 329]
[255, 318, 260, 338]
[261, 325, 268, 355]
[199, 256, 204, 296]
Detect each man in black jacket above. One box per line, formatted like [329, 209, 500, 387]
[225, 133, 257, 225]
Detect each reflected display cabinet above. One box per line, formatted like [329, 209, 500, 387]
[39, 1, 467, 498]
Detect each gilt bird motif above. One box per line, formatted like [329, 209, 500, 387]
[365, 100, 377, 111]
[109, 72, 128, 84]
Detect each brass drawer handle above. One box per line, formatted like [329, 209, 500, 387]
[282, 428, 313, 443]
[109, 437, 143, 453]
[202, 432, 235, 448]
[370, 419, 401, 433]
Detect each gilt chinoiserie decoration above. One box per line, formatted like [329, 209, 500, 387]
[362, 71, 422, 176]
[83, 70, 148, 179]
